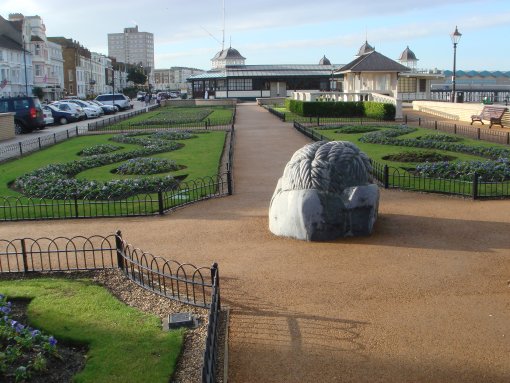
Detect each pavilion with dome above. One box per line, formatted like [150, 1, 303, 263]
[187, 46, 340, 99]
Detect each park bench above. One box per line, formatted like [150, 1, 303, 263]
[471, 106, 507, 128]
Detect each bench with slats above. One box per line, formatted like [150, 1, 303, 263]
[471, 106, 507, 128]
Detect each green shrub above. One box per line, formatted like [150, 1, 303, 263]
[363, 102, 396, 120]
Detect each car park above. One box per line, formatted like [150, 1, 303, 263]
[51, 102, 86, 122]
[0, 96, 45, 134]
[41, 105, 55, 126]
[95, 93, 132, 111]
[44, 103, 82, 125]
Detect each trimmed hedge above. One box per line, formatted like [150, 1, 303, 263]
[285, 99, 395, 119]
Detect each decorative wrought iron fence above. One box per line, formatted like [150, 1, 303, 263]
[202, 263, 220, 383]
[293, 121, 510, 199]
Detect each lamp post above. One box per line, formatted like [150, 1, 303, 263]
[22, 34, 29, 96]
[451, 26, 462, 103]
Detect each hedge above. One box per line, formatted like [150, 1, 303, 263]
[285, 100, 395, 119]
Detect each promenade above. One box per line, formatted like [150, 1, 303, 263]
[2, 103, 510, 382]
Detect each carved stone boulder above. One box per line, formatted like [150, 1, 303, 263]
[269, 141, 379, 241]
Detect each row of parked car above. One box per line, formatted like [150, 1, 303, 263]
[0, 94, 133, 134]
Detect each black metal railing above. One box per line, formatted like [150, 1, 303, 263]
[404, 114, 510, 146]
[0, 230, 222, 381]
[265, 106, 286, 121]
[293, 121, 510, 199]
[0, 173, 231, 221]
[202, 263, 221, 383]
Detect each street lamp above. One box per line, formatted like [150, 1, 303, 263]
[451, 26, 462, 103]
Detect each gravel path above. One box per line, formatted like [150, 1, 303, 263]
[1, 103, 510, 382]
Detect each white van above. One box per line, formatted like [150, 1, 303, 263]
[95, 94, 132, 111]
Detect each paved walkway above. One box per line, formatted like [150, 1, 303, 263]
[2, 103, 510, 382]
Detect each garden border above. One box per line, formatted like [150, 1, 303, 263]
[293, 121, 510, 199]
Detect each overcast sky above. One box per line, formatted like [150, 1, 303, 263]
[3, 0, 510, 71]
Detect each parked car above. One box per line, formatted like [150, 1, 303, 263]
[51, 102, 86, 122]
[41, 105, 55, 126]
[136, 92, 146, 101]
[45, 103, 82, 125]
[89, 100, 117, 115]
[0, 96, 45, 134]
[95, 94, 132, 111]
[61, 99, 102, 118]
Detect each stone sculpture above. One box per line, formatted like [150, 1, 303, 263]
[269, 140, 379, 241]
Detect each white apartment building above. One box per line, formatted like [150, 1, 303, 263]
[108, 26, 154, 83]
[9, 14, 64, 101]
[0, 14, 34, 97]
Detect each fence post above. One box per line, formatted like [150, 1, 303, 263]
[157, 191, 164, 215]
[383, 165, 389, 189]
[74, 197, 79, 218]
[66, 130, 70, 139]
[53, 133, 57, 144]
[227, 170, 233, 195]
[115, 230, 125, 271]
[472, 172, 479, 200]
[38, 137, 42, 150]
[205, 120, 208, 130]
[454, 124, 457, 134]
[18, 141, 23, 157]
[418, 117, 421, 126]
[404, 114, 407, 124]
[477, 128, 481, 140]
[282, 113, 286, 122]
[211, 262, 221, 310]
[507, 132, 510, 145]
[76, 126, 79, 136]
[317, 116, 320, 126]
[434, 121, 437, 130]
[20, 238, 29, 273]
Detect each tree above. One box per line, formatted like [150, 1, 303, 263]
[127, 68, 147, 86]
[32, 87, 44, 100]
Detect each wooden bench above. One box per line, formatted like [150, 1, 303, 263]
[471, 106, 507, 128]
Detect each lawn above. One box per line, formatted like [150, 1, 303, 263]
[105, 105, 234, 130]
[0, 131, 226, 198]
[0, 277, 183, 383]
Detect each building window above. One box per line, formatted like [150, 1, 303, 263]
[35, 64, 42, 77]
[228, 78, 252, 91]
[419, 79, 427, 93]
[398, 77, 417, 93]
[68, 69, 74, 82]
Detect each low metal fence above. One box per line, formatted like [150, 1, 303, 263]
[293, 121, 510, 199]
[0, 173, 231, 221]
[404, 115, 510, 146]
[0, 230, 222, 381]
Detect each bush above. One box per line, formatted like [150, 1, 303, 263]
[363, 102, 395, 120]
[115, 157, 180, 175]
[286, 100, 393, 119]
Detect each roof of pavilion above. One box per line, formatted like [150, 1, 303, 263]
[336, 50, 409, 74]
[187, 64, 341, 81]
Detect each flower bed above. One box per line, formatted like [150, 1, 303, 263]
[79, 144, 122, 156]
[13, 132, 195, 199]
[115, 157, 181, 175]
[355, 125, 510, 181]
[0, 294, 59, 382]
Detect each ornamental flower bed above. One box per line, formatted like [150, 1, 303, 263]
[115, 158, 180, 175]
[0, 295, 58, 382]
[13, 132, 193, 200]
[79, 144, 122, 156]
[334, 125, 510, 182]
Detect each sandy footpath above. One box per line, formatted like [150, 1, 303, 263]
[1, 103, 510, 382]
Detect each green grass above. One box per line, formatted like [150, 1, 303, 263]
[0, 132, 226, 197]
[106, 105, 234, 130]
[315, 126, 499, 169]
[0, 278, 183, 383]
[308, 125, 510, 196]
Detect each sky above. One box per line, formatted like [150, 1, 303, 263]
[3, 0, 510, 71]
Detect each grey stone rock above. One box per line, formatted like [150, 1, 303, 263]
[269, 141, 379, 241]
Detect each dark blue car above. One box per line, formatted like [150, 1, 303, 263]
[43, 104, 81, 125]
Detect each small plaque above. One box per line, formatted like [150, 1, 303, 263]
[166, 312, 194, 329]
